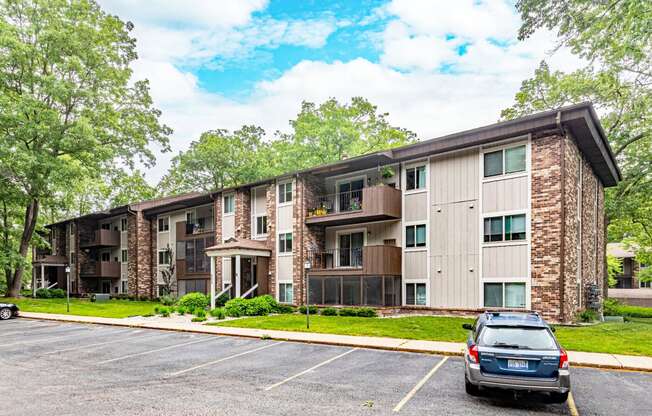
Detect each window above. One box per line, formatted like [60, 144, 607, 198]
[69, 251, 75, 264]
[101, 252, 110, 262]
[255, 215, 268, 236]
[121, 218, 128, 232]
[479, 327, 556, 350]
[483, 214, 526, 243]
[279, 283, 293, 303]
[184, 237, 214, 273]
[279, 232, 293, 253]
[406, 283, 426, 305]
[278, 182, 292, 204]
[405, 224, 426, 248]
[406, 165, 426, 191]
[101, 223, 111, 230]
[484, 282, 526, 308]
[223, 194, 234, 214]
[121, 280, 128, 294]
[121, 249, 128, 263]
[158, 250, 171, 265]
[483, 144, 526, 177]
[158, 217, 169, 232]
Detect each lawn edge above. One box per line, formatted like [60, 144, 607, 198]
[17, 312, 652, 373]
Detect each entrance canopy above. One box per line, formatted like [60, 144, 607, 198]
[205, 238, 271, 258]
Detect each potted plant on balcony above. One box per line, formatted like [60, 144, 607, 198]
[380, 166, 395, 179]
[350, 197, 362, 211]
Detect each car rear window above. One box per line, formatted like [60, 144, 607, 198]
[478, 326, 557, 350]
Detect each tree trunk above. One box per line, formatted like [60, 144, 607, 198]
[7, 199, 39, 298]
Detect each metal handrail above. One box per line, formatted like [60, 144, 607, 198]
[307, 248, 363, 269]
[241, 283, 259, 299]
[214, 284, 232, 301]
[47, 282, 58, 289]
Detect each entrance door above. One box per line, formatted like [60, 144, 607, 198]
[338, 178, 364, 212]
[101, 280, 111, 294]
[240, 257, 258, 296]
[339, 232, 364, 267]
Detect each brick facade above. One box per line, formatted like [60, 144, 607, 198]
[265, 183, 277, 298]
[213, 194, 223, 291]
[127, 211, 153, 299]
[235, 189, 251, 240]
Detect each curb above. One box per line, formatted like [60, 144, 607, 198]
[17, 313, 651, 373]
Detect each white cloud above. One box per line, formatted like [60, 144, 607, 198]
[98, 0, 586, 184]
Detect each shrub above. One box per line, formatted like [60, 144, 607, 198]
[48, 288, 65, 298]
[320, 307, 338, 316]
[603, 298, 652, 318]
[35, 288, 51, 298]
[337, 307, 357, 317]
[216, 293, 230, 307]
[356, 307, 377, 317]
[275, 304, 295, 314]
[245, 295, 278, 316]
[577, 309, 598, 323]
[158, 307, 170, 317]
[154, 306, 160, 314]
[191, 316, 207, 322]
[176, 306, 187, 315]
[195, 309, 207, 318]
[225, 298, 247, 317]
[178, 292, 208, 312]
[603, 298, 620, 316]
[160, 295, 176, 306]
[298, 305, 318, 315]
[210, 307, 226, 320]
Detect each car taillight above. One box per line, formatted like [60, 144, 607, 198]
[468, 344, 479, 364]
[559, 348, 569, 369]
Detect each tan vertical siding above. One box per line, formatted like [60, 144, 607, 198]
[404, 192, 428, 222]
[429, 149, 479, 308]
[404, 251, 428, 278]
[482, 176, 528, 213]
[482, 245, 529, 278]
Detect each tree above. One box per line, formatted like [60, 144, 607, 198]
[0, 0, 171, 297]
[275, 97, 417, 172]
[159, 125, 276, 194]
[106, 170, 158, 206]
[606, 254, 622, 288]
[505, 0, 652, 270]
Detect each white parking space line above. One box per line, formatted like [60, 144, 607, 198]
[0, 324, 66, 337]
[393, 356, 449, 412]
[42, 330, 166, 355]
[0, 328, 111, 348]
[168, 341, 284, 377]
[265, 348, 358, 391]
[98, 336, 217, 364]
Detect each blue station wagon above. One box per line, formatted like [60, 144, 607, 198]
[463, 312, 570, 403]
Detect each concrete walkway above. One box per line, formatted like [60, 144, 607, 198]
[17, 311, 652, 373]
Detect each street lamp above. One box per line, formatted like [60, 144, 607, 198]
[304, 260, 311, 329]
[65, 266, 71, 313]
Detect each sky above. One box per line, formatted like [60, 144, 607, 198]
[98, 0, 583, 184]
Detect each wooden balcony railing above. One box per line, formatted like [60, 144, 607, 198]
[80, 261, 121, 278]
[80, 229, 120, 248]
[307, 245, 401, 276]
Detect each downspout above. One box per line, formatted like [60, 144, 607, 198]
[557, 111, 566, 322]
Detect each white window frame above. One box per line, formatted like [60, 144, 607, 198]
[405, 165, 427, 192]
[481, 141, 529, 182]
[278, 180, 293, 206]
[254, 215, 268, 238]
[481, 279, 529, 309]
[120, 280, 128, 294]
[157, 249, 171, 266]
[481, 210, 529, 247]
[121, 249, 128, 263]
[157, 216, 170, 233]
[278, 282, 293, 304]
[403, 280, 428, 306]
[403, 160, 428, 195]
[120, 217, 128, 232]
[278, 231, 293, 255]
[223, 193, 235, 216]
[404, 222, 427, 251]
[69, 251, 75, 265]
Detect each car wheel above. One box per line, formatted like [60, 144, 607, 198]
[0, 307, 12, 320]
[465, 376, 480, 396]
[549, 392, 569, 403]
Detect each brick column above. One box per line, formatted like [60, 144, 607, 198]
[127, 211, 153, 299]
[266, 183, 277, 297]
[213, 194, 223, 291]
[235, 188, 251, 239]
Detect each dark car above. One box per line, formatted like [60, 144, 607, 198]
[463, 312, 570, 403]
[0, 303, 20, 320]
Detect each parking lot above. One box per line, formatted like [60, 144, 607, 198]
[2, 319, 651, 415]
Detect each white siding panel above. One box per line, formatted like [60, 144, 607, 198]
[482, 244, 528, 278]
[482, 176, 528, 213]
[404, 251, 427, 278]
[431, 149, 479, 205]
[404, 192, 428, 222]
[278, 205, 293, 231]
[277, 255, 293, 280]
[222, 216, 235, 241]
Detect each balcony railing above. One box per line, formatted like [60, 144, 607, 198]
[305, 185, 401, 226]
[307, 245, 401, 276]
[80, 229, 120, 248]
[176, 220, 215, 240]
[80, 260, 121, 278]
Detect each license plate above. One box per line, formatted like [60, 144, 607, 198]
[507, 359, 528, 370]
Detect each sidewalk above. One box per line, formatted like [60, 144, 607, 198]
[18, 311, 652, 372]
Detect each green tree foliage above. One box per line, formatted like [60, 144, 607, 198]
[0, 0, 171, 297]
[505, 0, 652, 267]
[160, 97, 417, 193]
[160, 125, 276, 194]
[606, 254, 622, 288]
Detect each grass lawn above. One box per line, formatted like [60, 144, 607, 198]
[212, 314, 652, 356]
[2, 297, 160, 318]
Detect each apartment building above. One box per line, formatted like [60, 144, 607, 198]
[33, 103, 620, 322]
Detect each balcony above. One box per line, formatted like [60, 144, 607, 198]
[80, 229, 120, 248]
[80, 261, 121, 278]
[176, 220, 215, 240]
[307, 245, 402, 276]
[305, 185, 401, 226]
